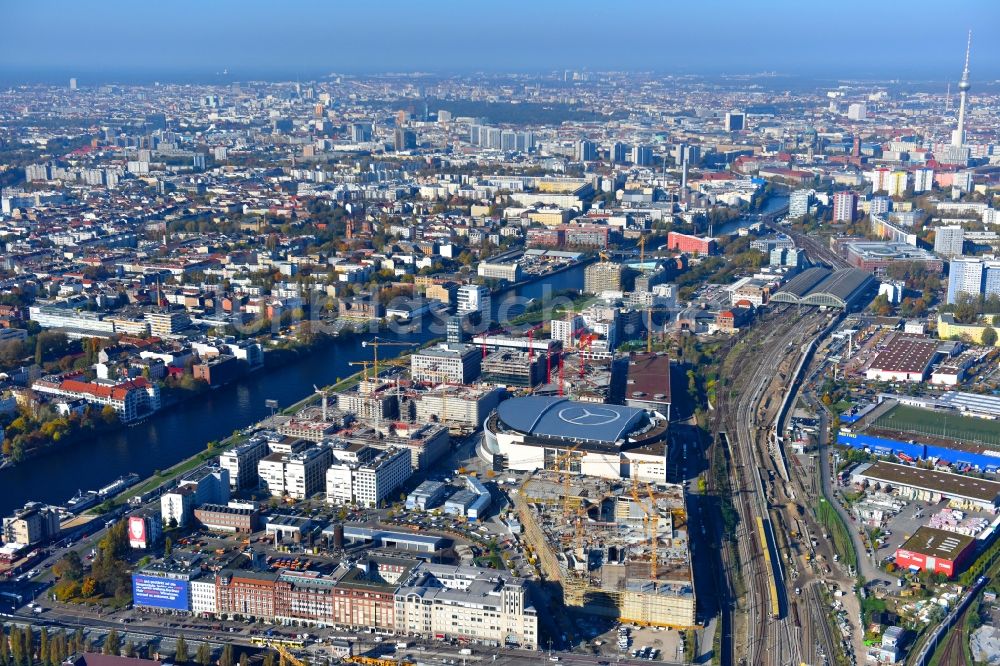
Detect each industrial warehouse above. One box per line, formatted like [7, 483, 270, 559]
[850, 461, 1000, 513]
[894, 527, 977, 578]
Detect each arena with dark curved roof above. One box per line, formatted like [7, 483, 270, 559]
[495, 396, 650, 445]
[770, 267, 877, 309]
[481, 396, 669, 480]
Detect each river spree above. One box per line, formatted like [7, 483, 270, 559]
[0, 264, 585, 515]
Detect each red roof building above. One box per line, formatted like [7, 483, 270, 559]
[31, 375, 160, 423]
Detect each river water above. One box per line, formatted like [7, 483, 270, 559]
[0, 264, 586, 515]
[716, 195, 790, 235]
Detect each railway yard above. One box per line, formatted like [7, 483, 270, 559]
[708, 305, 847, 666]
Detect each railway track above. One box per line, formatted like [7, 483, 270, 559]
[777, 226, 850, 270]
[935, 621, 969, 666]
[706, 388, 736, 666]
[929, 596, 978, 666]
[717, 306, 826, 665]
[810, 583, 836, 666]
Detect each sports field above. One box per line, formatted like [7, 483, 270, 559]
[874, 404, 1000, 446]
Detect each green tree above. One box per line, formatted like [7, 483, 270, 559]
[100, 405, 118, 426]
[174, 635, 188, 664]
[123, 642, 136, 658]
[103, 629, 120, 656]
[52, 631, 69, 664]
[9, 627, 25, 666]
[18, 626, 31, 666]
[195, 642, 212, 666]
[953, 292, 980, 324]
[983, 325, 998, 347]
[164, 536, 172, 557]
[262, 651, 275, 666]
[39, 628, 49, 666]
[47, 635, 59, 666]
[0, 626, 9, 666]
[868, 293, 892, 316]
[218, 643, 233, 666]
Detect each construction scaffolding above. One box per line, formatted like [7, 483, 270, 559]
[515, 472, 697, 629]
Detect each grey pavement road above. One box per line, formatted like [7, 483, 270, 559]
[807, 392, 889, 584]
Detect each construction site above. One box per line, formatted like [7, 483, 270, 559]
[513, 471, 697, 629]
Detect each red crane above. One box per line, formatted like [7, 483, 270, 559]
[524, 323, 543, 361]
[558, 354, 565, 397]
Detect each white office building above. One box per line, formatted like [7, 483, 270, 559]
[190, 577, 218, 616]
[410, 343, 482, 384]
[258, 446, 332, 500]
[325, 447, 412, 508]
[550, 314, 584, 347]
[456, 285, 491, 314]
[413, 386, 504, 429]
[394, 563, 538, 649]
[219, 436, 270, 489]
[847, 103, 867, 120]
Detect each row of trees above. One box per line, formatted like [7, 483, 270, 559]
[170, 636, 243, 666]
[0, 625, 88, 666]
[943, 292, 1000, 324]
[0, 625, 259, 666]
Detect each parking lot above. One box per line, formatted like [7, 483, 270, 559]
[580, 622, 685, 662]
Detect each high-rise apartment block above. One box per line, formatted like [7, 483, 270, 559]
[947, 257, 1000, 304]
[724, 111, 745, 131]
[584, 261, 624, 294]
[934, 226, 965, 258]
[833, 191, 858, 223]
[914, 168, 935, 193]
[788, 190, 812, 219]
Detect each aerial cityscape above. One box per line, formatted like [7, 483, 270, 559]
[2, 2, 1000, 666]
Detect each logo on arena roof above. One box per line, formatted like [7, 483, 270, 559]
[557, 406, 621, 426]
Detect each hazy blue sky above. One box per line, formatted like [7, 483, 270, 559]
[3, 0, 998, 82]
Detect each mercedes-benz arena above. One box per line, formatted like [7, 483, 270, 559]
[482, 396, 668, 481]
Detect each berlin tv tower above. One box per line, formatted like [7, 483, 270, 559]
[952, 31, 972, 147]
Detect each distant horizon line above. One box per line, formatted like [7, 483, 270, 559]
[1, 68, 998, 87]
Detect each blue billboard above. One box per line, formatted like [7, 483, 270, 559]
[132, 574, 189, 611]
[837, 432, 924, 460]
[925, 444, 1000, 472]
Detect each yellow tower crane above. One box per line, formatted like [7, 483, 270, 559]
[348, 360, 373, 383]
[646, 482, 660, 581]
[361, 337, 415, 381]
[516, 444, 582, 518]
[627, 458, 667, 492]
[627, 481, 659, 582]
[560, 443, 582, 520]
[349, 357, 409, 388]
[272, 644, 305, 666]
[419, 367, 453, 428]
